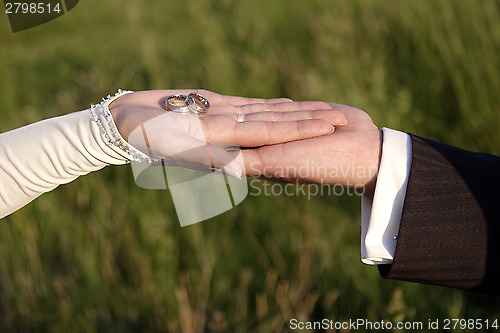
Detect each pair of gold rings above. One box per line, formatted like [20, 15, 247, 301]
[164, 93, 210, 115]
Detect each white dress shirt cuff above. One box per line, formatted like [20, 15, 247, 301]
[361, 128, 412, 265]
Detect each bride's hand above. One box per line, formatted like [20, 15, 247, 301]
[109, 89, 347, 177]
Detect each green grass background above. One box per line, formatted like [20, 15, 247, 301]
[1, 0, 500, 331]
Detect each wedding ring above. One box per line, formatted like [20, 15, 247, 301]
[164, 94, 190, 113]
[237, 114, 245, 123]
[187, 93, 210, 115]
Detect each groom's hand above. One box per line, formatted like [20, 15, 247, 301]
[242, 103, 382, 197]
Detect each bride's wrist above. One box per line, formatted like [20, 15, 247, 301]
[90, 89, 158, 164]
[108, 91, 137, 141]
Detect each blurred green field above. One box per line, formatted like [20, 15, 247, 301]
[1, 0, 500, 331]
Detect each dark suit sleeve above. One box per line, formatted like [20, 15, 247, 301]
[378, 134, 500, 294]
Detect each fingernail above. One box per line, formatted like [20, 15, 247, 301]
[224, 166, 242, 179]
[341, 118, 348, 125]
[330, 125, 335, 134]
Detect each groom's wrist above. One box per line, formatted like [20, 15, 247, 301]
[361, 129, 383, 198]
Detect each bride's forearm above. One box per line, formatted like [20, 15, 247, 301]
[0, 101, 133, 219]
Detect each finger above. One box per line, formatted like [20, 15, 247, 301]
[242, 109, 347, 124]
[218, 95, 293, 106]
[240, 145, 284, 178]
[204, 116, 335, 147]
[240, 135, 334, 180]
[238, 101, 332, 114]
[234, 120, 335, 146]
[240, 143, 307, 178]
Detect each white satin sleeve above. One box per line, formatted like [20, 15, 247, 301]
[0, 90, 153, 219]
[361, 128, 412, 265]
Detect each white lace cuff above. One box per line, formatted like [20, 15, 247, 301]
[90, 89, 162, 165]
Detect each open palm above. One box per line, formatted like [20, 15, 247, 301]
[109, 90, 348, 177]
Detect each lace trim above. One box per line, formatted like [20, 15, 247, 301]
[90, 89, 161, 164]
